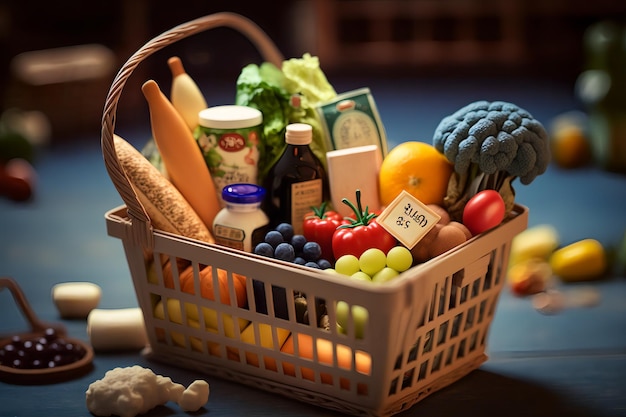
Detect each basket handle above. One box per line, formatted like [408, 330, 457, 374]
[101, 12, 284, 248]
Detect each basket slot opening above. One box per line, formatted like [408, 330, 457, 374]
[152, 254, 194, 293]
[468, 330, 479, 352]
[415, 304, 428, 330]
[437, 320, 449, 346]
[148, 252, 165, 288]
[488, 295, 498, 317]
[190, 262, 202, 297]
[279, 332, 372, 395]
[423, 329, 434, 354]
[311, 296, 328, 329]
[459, 285, 469, 304]
[149, 285, 251, 357]
[471, 278, 481, 298]
[207, 341, 223, 358]
[293, 292, 329, 329]
[464, 306, 476, 331]
[431, 351, 443, 373]
[480, 329, 488, 347]
[389, 377, 398, 395]
[252, 280, 288, 319]
[457, 339, 466, 358]
[240, 321, 290, 372]
[168, 255, 184, 292]
[494, 243, 509, 286]
[401, 368, 414, 389]
[437, 277, 451, 317]
[484, 253, 495, 291]
[407, 337, 420, 363]
[251, 282, 333, 330]
[226, 270, 244, 309]
[151, 255, 251, 318]
[451, 312, 463, 338]
[417, 360, 429, 381]
[445, 344, 455, 365]
[427, 281, 439, 321]
[478, 299, 487, 324]
[335, 301, 369, 341]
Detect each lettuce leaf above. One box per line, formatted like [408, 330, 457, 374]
[236, 62, 291, 181]
[235, 54, 336, 182]
[282, 53, 336, 104]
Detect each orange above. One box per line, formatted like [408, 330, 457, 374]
[162, 258, 248, 308]
[550, 124, 592, 169]
[180, 265, 248, 308]
[379, 141, 453, 206]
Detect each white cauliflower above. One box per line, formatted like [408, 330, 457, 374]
[179, 379, 210, 412]
[85, 365, 209, 417]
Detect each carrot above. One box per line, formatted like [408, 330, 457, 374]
[142, 80, 220, 228]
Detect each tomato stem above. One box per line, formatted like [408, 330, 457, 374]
[309, 201, 329, 219]
[339, 189, 377, 229]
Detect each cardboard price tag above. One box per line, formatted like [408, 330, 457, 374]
[376, 190, 441, 249]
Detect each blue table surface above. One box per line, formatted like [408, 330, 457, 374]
[2, 75, 626, 417]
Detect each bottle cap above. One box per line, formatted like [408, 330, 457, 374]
[285, 123, 313, 145]
[199, 105, 263, 129]
[222, 183, 266, 204]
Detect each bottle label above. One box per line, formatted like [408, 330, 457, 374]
[316, 87, 388, 160]
[290, 179, 322, 235]
[195, 125, 262, 207]
[251, 224, 270, 250]
[213, 224, 246, 251]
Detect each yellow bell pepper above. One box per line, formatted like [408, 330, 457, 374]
[509, 224, 560, 268]
[550, 238, 607, 282]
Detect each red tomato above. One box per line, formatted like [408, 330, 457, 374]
[331, 190, 397, 259]
[332, 220, 397, 260]
[303, 202, 348, 262]
[462, 190, 506, 235]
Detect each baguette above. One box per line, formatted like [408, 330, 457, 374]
[114, 134, 215, 243]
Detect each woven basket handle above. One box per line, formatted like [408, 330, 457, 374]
[101, 12, 284, 247]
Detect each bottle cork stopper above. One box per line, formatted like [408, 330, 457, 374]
[285, 123, 312, 145]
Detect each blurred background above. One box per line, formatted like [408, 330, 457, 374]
[1, 0, 626, 142]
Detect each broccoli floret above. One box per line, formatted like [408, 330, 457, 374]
[433, 100, 550, 220]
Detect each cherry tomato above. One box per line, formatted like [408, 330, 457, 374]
[462, 190, 505, 235]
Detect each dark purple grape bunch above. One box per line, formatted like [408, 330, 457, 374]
[0, 327, 86, 369]
[254, 223, 332, 270]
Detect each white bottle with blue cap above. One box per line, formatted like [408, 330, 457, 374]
[212, 183, 270, 252]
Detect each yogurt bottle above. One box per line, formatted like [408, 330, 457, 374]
[195, 105, 263, 206]
[212, 183, 269, 252]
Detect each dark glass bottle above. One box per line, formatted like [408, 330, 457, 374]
[263, 123, 329, 235]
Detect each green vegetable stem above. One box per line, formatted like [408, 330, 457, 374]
[432, 100, 550, 221]
[340, 189, 377, 229]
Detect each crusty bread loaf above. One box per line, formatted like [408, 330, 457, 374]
[114, 134, 215, 243]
